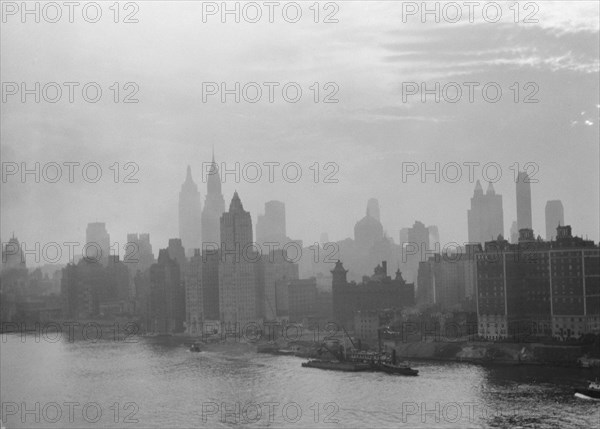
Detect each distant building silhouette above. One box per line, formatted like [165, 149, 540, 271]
[403, 221, 430, 283]
[179, 166, 202, 256]
[354, 202, 384, 251]
[416, 243, 480, 311]
[288, 278, 318, 323]
[467, 181, 504, 245]
[428, 225, 440, 246]
[167, 238, 187, 269]
[126, 233, 155, 276]
[202, 249, 220, 321]
[201, 153, 225, 248]
[256, 200, 287, 245]
[185, 249, 203, 335]
[2, 235, 26, 269]
[545, 200, 565, 241]
[261, 249, 299, 320]
[516, 171, 533, 231]
[85, 222, 110, 265]
[61, 255, 131, 319]
[332, 260, 414, 329]
[149, 249, 185, 334]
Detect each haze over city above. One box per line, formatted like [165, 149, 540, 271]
[2, 1, 599, 259]
[2, 2, 600, 428]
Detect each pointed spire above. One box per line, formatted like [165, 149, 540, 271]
[181, 165, 197, 192]
[229, 190, 244, 212]
[206, 149, 222, 196]
[474, 180, 483, 195]
[486, 181, 495, 195]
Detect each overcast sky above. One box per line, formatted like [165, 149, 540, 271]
[2, 1, 599, 264]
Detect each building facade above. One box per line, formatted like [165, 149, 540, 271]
[288, 278, 318, 323]
[179, 166, 202, 256]
[516, 171, 533, 231]
[332, 260, 415, 330]
[219, 192, 261, 325]
[148, 249, 186, 334]
[476, 226, 599, 340]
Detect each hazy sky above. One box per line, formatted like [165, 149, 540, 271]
[2, 1, 599, 264]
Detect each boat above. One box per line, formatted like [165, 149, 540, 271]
[345, 329, 419, 376]
[302, 329, 419, 375]
[375, 362, 419, 376]
[301, 359, 370, 372]
[574, 380, 600, 400]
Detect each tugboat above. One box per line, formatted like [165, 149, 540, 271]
[574, 379, 600, 400]
[301, 327, 419, 376]
[347, 328, 419, 376]
[302, 359, 370, 372]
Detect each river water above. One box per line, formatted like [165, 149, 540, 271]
[1, 334, 598, 428]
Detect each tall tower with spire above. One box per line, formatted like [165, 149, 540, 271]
[179, 166, 202, 256]
[201, 151, 226, 248]
[219, 191, 260, 325]
[467, 180, 504, 245]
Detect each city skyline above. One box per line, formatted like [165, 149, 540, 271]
[3, 159, 596, 268]
[2, 3, 600, 426]
[2, 2, 599, 254]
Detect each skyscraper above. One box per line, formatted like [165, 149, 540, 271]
[545, 200, 565, 241]
[202, 248, 220, 321]
[219, 192, 260, 325]
[467, 181, 504, 245]
[167, 238, 187, 269]
[179, 166, 202, 256]
[428, 225, 440, 247]
[201, 153, 225, 248]
[404, 221, 430, 283]
[256, 200, 287, 245]
[85, 222, 110, 265]
[149, 249, 186, 334]
[516, 171, 533, 231]
[185, 249, 203, 335]
[354, 200, 384, 251]
[125, 233, 155, 276]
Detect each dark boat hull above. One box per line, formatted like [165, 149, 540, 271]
[302, 361, 370, 372]
[376, 365, 419, 376]
[574, 388, 600, 399]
